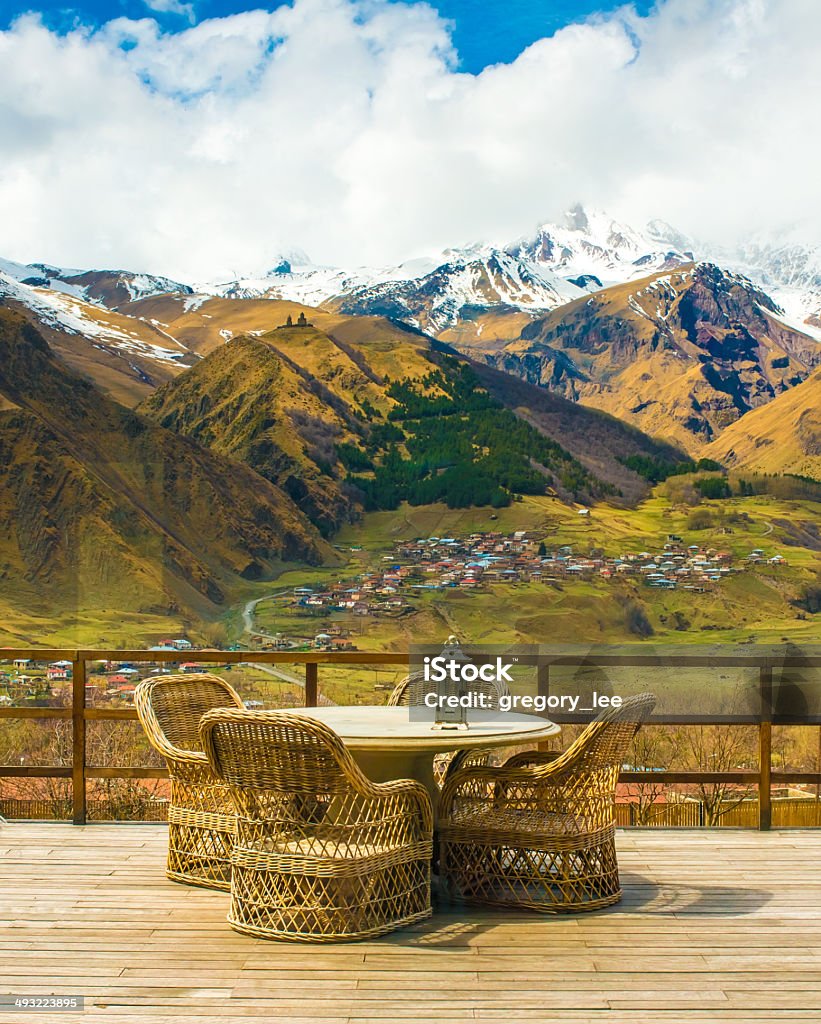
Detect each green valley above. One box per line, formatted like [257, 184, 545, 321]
[249, 489, 821, 650]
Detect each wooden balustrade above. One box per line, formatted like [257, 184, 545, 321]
[1, 647, 820, 828]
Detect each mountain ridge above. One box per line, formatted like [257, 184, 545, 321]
[3, 206, 819, 459]
[0, 308, 334, 639]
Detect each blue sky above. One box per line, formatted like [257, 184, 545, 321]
[0, 0, 653, 73]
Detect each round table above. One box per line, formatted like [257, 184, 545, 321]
[287, 705, 560, 820]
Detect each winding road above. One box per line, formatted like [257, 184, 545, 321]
[241, 588, 334, 703]
[241, 588, 291, 639]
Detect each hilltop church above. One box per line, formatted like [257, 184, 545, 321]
[277, 311, 313, 329]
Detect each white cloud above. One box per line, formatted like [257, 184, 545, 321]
[143, 0, 196, 25]
[0, 0, 818, 280]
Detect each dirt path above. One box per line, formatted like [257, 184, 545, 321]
[241, 588, 290, 639]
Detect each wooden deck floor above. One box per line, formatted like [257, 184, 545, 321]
[3, 823, 821, 1022]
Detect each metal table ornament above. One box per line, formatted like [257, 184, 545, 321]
[431, 635, 471, 731]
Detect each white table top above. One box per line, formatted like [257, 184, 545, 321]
[287, 705, 559, 753]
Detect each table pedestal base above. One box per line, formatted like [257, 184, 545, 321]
[351, 749, 439, 824]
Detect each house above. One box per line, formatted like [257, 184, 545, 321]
[180, 662, 201, 673]
[13, 658, 31, 671]
[46, 665, 70, 682]
[172, 639, 193, 651]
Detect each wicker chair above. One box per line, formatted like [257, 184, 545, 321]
[388, 668, 511, 784]
[199, 709, 434, 942]
[439, 692, 656, 913]
[134, 673, 244, 891]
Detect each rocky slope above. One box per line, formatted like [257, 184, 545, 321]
[459, 264, 820, 452]
[703, 367, 821, 480]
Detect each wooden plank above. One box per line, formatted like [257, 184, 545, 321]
[0, 707, 72, 719]
[4, 824, 821, 1022]
[305, 661, 318, 708]
[759, 664, 773, 830]
[77, 649, 410, 665]
[84, 768, 168, 779]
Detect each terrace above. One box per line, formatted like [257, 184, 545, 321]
[3, 648, 821, 1020]
[4, 824, 821, 1021]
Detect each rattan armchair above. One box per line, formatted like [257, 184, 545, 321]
[134, 673, 244, 891]
[439, 692, 656, 913]
[200, 709, 434, 942]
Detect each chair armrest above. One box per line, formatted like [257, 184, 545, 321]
[354, 776, 434, 834]
[169, 748, 209, 766]
[442, 747, 492, 784]
[503, 749, 562, 769]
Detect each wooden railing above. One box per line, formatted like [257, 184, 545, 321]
[2, 647, 820, 829]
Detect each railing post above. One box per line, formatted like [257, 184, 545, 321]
[759, 664, 773, 831]
[305, 661, 318, 708]
[72, 655, 87, 825]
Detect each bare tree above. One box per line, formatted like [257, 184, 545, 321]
[674, 724, 758, 826]
[628, 725, 678, 825]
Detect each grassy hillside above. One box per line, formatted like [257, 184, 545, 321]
[139, 332, 363, 535]
[704, 367, 821, 480]
[5, 294, 195, 407]
[0, 309, 335, 646]
[138, 318, 467, 534]
[141, 309, 698, 532]
[469, 359, 688, 502]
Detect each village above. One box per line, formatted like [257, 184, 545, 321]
[0, 638, 201, 708]
[0, 534, 789, 705]
[282, 530, 786, 630]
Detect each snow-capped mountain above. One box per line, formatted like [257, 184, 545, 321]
[3, 206, 821, 363]
[0, 266, 197, 409]
[202, 260, 373, 308]
[0, 256, 191, 308]
[631, 223, 821, 341]
[331, 248, 587, 334]
[505, 205, 693, 288]
[192, 206, 695, 335]
[714, 240, 821, 339]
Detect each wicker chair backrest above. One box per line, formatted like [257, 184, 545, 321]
[200, 709, 367, 796]
[549, 692, 656, 776]
[135, 673, 244, 755]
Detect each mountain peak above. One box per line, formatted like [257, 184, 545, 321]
[265, 248, 312, 276]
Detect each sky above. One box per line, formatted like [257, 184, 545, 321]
[0, 1, 654, 73]
[0, 0, 818, 280]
